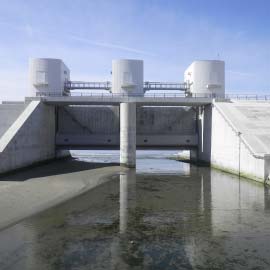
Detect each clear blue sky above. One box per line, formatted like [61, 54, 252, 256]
[0, 0, 269, 100]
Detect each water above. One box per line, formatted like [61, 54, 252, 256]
[1, 151, 270, 269]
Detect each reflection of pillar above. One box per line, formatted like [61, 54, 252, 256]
[120, 102, 136, 167]
[201, 168, 212, 216]
[111, 170, 137, 269]
[120, 173, 128, 234]
[119, 169, 136, 234]
[184, 167, 213, 268]
[264, 186, 270, 210]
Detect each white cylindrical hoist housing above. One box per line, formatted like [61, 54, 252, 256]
[29, 58, 70, 97]
[112, 59, 144, 96]
[184, 60, 225, 98]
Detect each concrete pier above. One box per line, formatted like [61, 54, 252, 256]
[197, 105, 212, 163]
[120, 103, 136, 167]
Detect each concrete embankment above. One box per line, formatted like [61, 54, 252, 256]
[0, 100, 71, 174]
[211, 101, 270, 182]
[0, 163, 123, 231]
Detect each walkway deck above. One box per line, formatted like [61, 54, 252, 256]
[36, 95, 213, 106]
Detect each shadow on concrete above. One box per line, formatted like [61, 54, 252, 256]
[0, 158, 119, 182]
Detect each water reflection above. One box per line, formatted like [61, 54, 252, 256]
[1, 162, 270, 269]
[119, 169, 136, 234]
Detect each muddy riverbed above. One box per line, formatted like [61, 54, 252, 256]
[0, 151, 270, 269]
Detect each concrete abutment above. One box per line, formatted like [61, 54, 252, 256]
[0, 101, 70, 174]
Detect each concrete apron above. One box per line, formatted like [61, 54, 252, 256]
[0, 166, 126, 231]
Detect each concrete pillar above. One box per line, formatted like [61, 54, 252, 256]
[120, 102, 136, 167]
[197, 105, 212, 163]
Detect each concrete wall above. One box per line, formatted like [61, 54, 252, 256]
[137, 106, 196, 135]
[137, 106, 197, 147]
[192, 101, 270, 182]
[0, 101, 57, 174]
[56, 105, 197, 147]
[210, 102, 268, 182]
[57, 106, 119, 135]
[0, 103, 27, 138]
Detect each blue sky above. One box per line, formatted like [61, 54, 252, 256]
[0, 0, 269, 100]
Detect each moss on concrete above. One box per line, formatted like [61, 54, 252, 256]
[211, 163, 265, 184]
[171, 156, 266, 184]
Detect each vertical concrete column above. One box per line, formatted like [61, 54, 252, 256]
[120, 102, 136, 167]
[197, 105, 212, 163]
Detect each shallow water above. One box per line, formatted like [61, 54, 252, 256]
[1, 152, 270, 269]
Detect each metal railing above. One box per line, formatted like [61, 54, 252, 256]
[36, 91, 270, 100]
[64, 81, 189, 91]
[226, 94, 270, 100]
[144, 82, 188, 91]
[65, 81, 111, 90]
[37, 92, 216, 98]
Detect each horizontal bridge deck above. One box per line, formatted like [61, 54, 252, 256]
[40, 95, 213, 106]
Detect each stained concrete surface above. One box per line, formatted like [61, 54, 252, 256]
[215, 101, 270, 154]
[0, 101, 56, 174]
[211, 101, 270, 181]
[56, 105, 197, 148]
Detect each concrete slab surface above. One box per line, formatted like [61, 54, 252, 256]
[215, 101, 270, 155]
[0, 163, 123, 231]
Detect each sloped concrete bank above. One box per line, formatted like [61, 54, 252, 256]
[0, 165, 123, 231]
[0, 100, 70, 174]
[210, 101, 270, 183]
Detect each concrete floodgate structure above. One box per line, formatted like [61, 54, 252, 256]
[0, 58, 270, 184]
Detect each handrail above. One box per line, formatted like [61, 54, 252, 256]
[37, 92, 215, 98]
[65, 81, 111, 90]
[144, 81, 188, 91]
[64, 81, 189, 91]
[226, 94, 270, 100]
